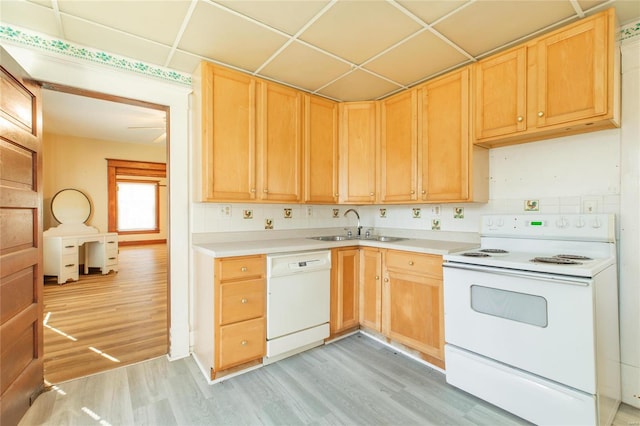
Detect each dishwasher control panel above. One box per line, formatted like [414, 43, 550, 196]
[267, 250, 331, 277]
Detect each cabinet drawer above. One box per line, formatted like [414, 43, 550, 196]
[385, 250, 442, 278]
[61, 241, 79, 255]
[61, 254, 78, 269]
[218, 256, 265, 281]
[220, 278, 265, 325]
[218, 317, 265, 369]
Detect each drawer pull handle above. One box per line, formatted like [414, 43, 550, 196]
[241, 266, 248, 272]
[241, 298, 248, 304]
[108, 257, 116, 260]
[65, 245, 75, 249]
[241, 340, 248, 346]
[107, 241, 116, 244]
[408, 261, 414, 266]
[65, 264, 75, 268]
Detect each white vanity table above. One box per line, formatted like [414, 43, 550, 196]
[43, 189, 118, 284]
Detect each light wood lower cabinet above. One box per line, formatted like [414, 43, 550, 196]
[359, 247, 382, 332]
[383, 250, 444, 368]
[213, 255, 266, 376]
[330, 247, 360, 337]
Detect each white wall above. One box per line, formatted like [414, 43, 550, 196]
[43, 132, 167, 242]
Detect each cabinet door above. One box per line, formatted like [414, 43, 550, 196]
[379, 90, 418, 203]
[535, 12, 610, 128]
[330, 248, 359, 335]
[257, 81, 303, 202]
[359, 248, 382, 332]
[304, 95, 339, 203]
[419, 68, 470, 201]
[338, 102, 377, 204]
[201, 63, 257, 201]
[474, 47, 527, 140]
[383, 270, 444, 362]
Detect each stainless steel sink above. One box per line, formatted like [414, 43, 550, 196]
[308, 235, 407, 242]
[308, 235, 352, 241]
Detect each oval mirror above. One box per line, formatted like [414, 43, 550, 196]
[51, 188, 92, 224]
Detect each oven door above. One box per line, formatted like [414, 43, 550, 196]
[443, 263, 596, 393]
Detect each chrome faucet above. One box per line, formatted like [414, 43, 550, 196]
[344, 208, 362, 236]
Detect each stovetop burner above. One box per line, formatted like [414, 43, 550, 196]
[462, 252, 491, 258]
[531, 257, 582, 265]
[479, 248, 509, 254]
[555, 254, 593, 261]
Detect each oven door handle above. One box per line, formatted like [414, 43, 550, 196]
[443, 262, 592, 286]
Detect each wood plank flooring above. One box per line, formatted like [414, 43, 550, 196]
[42, 244, 168, 384]
[20, 334, 640, 426]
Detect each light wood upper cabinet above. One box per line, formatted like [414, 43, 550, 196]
[330, 247, 360, 337]
[474, 8, 619, 147]
[474, 47, 527, 140]
[257, 81, 303, 202]
[197, 63, 257, 201]
[304, 94, 339, 204]
[359, 247, 382, 332]
[419, 67, 487, 203]
[339, 102, 378, 204]
[379, 90, 418, 203]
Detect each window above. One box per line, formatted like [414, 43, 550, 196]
[117, 180, 159, 232]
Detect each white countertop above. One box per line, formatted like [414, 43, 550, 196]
[193, 236, 479, 258]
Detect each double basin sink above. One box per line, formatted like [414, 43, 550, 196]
[309, 235, 407, 242]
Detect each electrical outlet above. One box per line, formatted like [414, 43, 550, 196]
[219, 205, 231, 217]
[582, 198, 600, 214]
[306, 206, 313, 217]
[431, 205, 441, 216]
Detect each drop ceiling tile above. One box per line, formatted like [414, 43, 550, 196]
[57, 0, 191, 46]
[61, 15, 172, 66]
[259, 41, 351, 92]
[364, 30, 469, 86]
[1, 0, 61, 37]
[317, 69, 401, 101]
[168, 50, 204, 74]
[299, 0, 422, 64]
[434, 0, 577, 57]
[214, 0, 331, 35]
[611, 0, 640, 24]
[396, 0, 469, 24]
[178, 1, 289, 72]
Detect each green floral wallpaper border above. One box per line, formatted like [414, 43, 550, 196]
[620, 21, 640, 42]
[0, 25, 192, 86]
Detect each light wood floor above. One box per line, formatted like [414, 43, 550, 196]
[20, 334, 640, 426]
[43, 244, 168, 384]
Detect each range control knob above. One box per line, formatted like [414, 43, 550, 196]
[556, 217, 569, 228]
[575, 217, 586, 228]
[486, 218, 494, 227]
[592, 217, 602, 228]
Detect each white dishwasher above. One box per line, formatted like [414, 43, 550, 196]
[265, 250, 331, 363]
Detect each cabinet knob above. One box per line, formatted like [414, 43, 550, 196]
[410, 190, 415, 194]
[369, 192, 374, 196]
[384, 277, 389, 283]
[408, 261, 414, 266]
[241, 340, 248, 346]
[241, 266, 248, 272]
[421, 190, 426, 195]
[263, 189, 268, 193]
[538, 111, 544, 117]
[517, 116, 523, 122]
[250, 188, 256, 193]
[375, 275, 380, 280]
[335, 193, 339, 197]
[241, 298, 248, 304]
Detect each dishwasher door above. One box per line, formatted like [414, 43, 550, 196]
[266, 250, 331, 357]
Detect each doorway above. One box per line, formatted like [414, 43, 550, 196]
[40, 84, 170, 383]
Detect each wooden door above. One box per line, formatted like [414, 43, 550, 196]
[200, 63, 257, 201]
[304, 95, 338, 204]
[330, 248, 359, 336]
[359, 248, 382, 332]
[419, 68, 470, 202]
[535, 10, 610, 128]
[474, 47, 527, 140]
[257, 82, 302, 202]
[338, 102, 377, 204]
[0, 47, 44, 426]
[379, 90, 418, 203]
